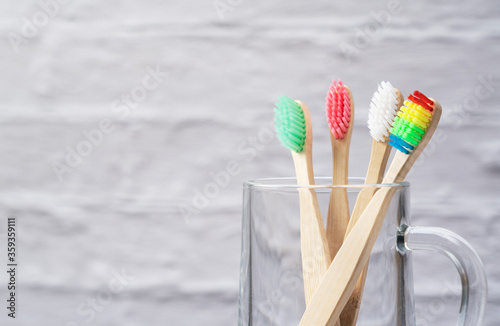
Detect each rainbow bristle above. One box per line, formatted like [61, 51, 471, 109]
[326, 79, 351, 140]
[388, 91, 435, 154]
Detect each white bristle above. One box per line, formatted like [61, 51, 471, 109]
[367, 81, 399, 142]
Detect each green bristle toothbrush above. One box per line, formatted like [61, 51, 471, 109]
[274, 95, 332, 306]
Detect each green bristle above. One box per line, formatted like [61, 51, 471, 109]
[274, 95, 306, 153]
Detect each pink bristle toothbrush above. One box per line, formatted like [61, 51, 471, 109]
[325, 79, 354, 262]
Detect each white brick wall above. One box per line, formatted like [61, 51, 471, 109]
[0, 0, 498, 324]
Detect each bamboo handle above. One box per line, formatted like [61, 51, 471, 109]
[326, 183, 350, 259]
[338, 187, 376, 325]
[325, 138, 350, 326]
[298, 188, 339, 326]
[299, 187, 396, 325]
[298, 188, 332, 304]
[340, 139, 392, 325]
[291, 102, 334, 325]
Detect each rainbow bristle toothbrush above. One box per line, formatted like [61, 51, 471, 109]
[274, 95, 332, 305]
[325, 79, 354, 261]
[340, 82, 404, 326]
[387, 90, 435, 155]
[299, 91, 442, 325]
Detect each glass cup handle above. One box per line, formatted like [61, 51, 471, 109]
[399, 225, 488, 326]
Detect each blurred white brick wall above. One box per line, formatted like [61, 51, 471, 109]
[0, 0, 498, 325]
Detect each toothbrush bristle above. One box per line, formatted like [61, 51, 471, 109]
[413, 91, 434, 108]
[326, 79, 351, 140]
[408, 93, 433, 112]
[367, 81, 399, 142]
[388, 90, 435, 154]
[274, 95, 307, 153]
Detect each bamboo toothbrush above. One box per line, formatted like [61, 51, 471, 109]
[340, 82, 404, 326]
[299, 91, 442, 325]
[274, 95, 332, 305]
[325, 79, 354, 261]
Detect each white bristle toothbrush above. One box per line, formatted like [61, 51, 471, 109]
[325, 79, 354, 261]
[274, 95, 332, 306]
[339, 82, 404, 326]
[299, 91, 442, 325]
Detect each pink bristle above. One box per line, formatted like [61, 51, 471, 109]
[326, 79, 351, 140]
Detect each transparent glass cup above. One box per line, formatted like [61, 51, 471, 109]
[238, 178, 487, 326]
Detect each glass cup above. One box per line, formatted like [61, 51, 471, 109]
[238, 178, 487, 326]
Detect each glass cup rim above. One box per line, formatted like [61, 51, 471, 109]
[244, 177, 410, 190]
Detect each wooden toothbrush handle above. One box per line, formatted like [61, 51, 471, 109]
[299, 186, 397, 326]
[340, 187, 378, 326]
[326, 183, 349, 326]
[326, 138, 351, 260]
[340, 139, 392, 325]
[298, 188, 331, 305]
[298, 189, 340, 326]
[326, 187, 350, 258]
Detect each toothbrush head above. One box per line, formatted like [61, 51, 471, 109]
[274, 95, 307, 153]
[367, 81, 401, 142]
[326, 79, 352, 140]
[388, 91, 435, 154]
